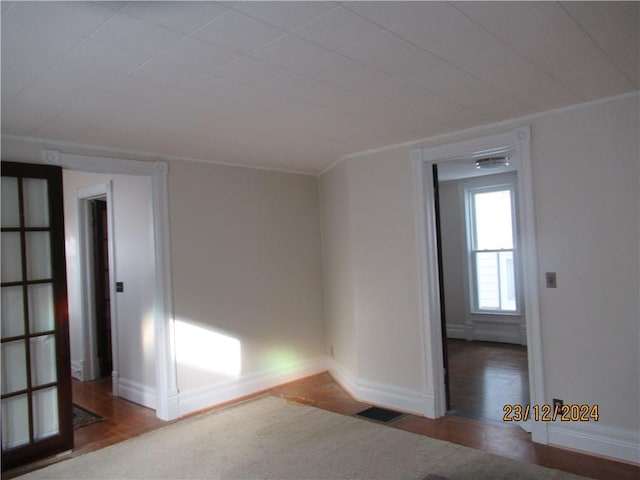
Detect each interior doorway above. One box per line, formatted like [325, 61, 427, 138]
[413, 127, 548, 444]
[433, 161, 529, 424]
[89, 198, 112, 379]
[76, 182, 117, 387]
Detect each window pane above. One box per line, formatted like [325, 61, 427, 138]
[499, 251, 517, 311]
[26, 231, 52, 280]
[1, 340, 27, 394]
[473, 190, 513, 250]
[29, 283, 54, 333]
[1, 177, 20, 228]
[1, 232, 23, 283]
[33, 387, 59, 441]
[476, 252, 499, 310]
[2, 395, 30, 450]
[30, 335, 57, 387]
[1, 286, 25, 338]
[23, 178, 49, 228]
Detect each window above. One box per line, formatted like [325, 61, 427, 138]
[466, 185, 519, 313]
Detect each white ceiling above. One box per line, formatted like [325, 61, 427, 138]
[2, 1, 638, 174]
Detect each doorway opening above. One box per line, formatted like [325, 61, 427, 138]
[75, 182, 118, 389]
[433, 163, 529, 424]
[89, 198, 112, 380]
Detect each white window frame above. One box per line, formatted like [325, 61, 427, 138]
[464, 181, 521, 315]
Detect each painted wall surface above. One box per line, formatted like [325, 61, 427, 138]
[319, 161, 357, 375]
[319, 95, 639, 458]
[530, 98, 639, 437]
[167, 160, 326, 395]
[347, 152, 424, 392]
[438, 180, 466, 330]
[61, 170, 156, 402]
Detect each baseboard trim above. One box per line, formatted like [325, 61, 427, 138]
[329, 360, 434, 417]
[548, 423, 640, 464]
[177, 356, 328, 417]
[116, 377, 156, 410]
[445, 324, 466, 340]
[70, 360, 84, 381]
[446, 323, 524, 345]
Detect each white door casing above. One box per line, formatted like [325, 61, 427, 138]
[411, 126, 548, 444]
[42, 150, 179, 421]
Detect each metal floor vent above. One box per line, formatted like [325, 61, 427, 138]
[355, 406, 405, 424]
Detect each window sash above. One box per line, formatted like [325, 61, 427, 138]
[465, 184, 520, 314]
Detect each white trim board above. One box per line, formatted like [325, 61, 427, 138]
[116, 377, 156, 410]
[548, 424, 640, 465]
[329, 360, 436, 418]
[177, 356, 328, 417]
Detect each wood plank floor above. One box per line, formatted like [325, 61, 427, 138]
[4, 372, 638, 480]
[446, 338, 529, 424]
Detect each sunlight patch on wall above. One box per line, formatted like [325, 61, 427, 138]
[142, 311, 154, 350]
[174, 319, 241, 377]
[264, 347, 299, 371]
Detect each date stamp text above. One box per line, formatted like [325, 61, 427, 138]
[503, 404, 599, 422]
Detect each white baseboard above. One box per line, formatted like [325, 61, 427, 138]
[329, 360, 435, 417]
[472, 324, 521, 344]
[116, 377, 156, 409]
[445, 324, 467, 340]
[70, 360, 84, 381]
[177, 356, 328, 417]
[446, 322, 524, 345]
[548, 423, 640, 464]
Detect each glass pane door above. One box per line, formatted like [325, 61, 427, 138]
[1, 162, 72, 471]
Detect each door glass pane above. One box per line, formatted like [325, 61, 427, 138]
[33, 387, 59, 440]
[30, 335, 57, 386]
[1, 232, 23, 282]
[1, 340, 27, 394]
[26, 231, 51, 280]
[1, 286, 25, 338]
[473, 190, 513, 250]
[23, 178, 50, 228]
[28, 283, 54, 333]
[1, 177, 20, 228]
[2, 395, 30, 450]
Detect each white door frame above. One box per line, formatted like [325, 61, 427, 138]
[76, 182, 118, 390]
[42, 150, 179, 421]
[411, 126, 548, 444]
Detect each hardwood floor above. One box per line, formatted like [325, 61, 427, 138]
[4, 373, 638, 480]
[446, 338, 529, 424]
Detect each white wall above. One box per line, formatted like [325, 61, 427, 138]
[438, 180, 466, 332]
[62, 170, 156, 407]
[319, 94, 639, 461]
[319, 161, 357, 375]
[320, 149, 429, 413]
[530, 97, 639, 457]
[2, 137, 327, 417]
[167, 159, 326, 413]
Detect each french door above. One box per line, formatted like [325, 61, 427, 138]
[1, 161, 73, 470]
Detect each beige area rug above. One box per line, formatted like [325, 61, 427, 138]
[19, 396, 587, 480]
